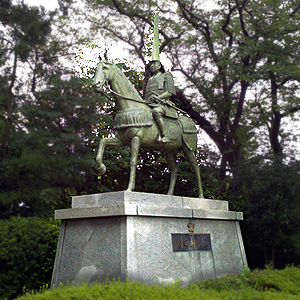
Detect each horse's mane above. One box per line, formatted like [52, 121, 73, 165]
[113, 63, 146, 103]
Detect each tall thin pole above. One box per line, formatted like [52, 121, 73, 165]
[152, 13, 159, 61]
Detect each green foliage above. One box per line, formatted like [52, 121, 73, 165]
[0, 1, 85, 219]
[197, 266, 300, 297]
[229, 158, 300, 269]
[6, 3, 53, 61]
[0, 1, 56, 164]
[37, 218, 61, 289]
[1, 3, 300, 300]
[0, 216, 59, 300]
[0, 73, 106, 218]
[15, 266, 300, 300]
[17, 280, 216, 300]
[247, 267, 300, 294]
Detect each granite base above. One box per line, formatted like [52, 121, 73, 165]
[51, 192, 247, 286]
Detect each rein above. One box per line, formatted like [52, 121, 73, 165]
[96, 68, 187, 115]
[104, 85, 187, 115]
[106, 84, 147, 104]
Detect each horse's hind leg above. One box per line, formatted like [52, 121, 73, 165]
[165, 151, 178, 195]
[183, 146, 204, 198]
[96, 137, 122, 175]
[127, 136, 141, 192]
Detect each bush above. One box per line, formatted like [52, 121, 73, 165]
[196, 266, 300, 298]
[0, 216, 59, 300]
[18, 280, 220, 300]
[247, 266, 300, 294]
[16, 266, 300, 300]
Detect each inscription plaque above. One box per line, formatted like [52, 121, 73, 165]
[172, 234, 211, 252]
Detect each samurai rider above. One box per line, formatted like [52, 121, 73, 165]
[143, 60, 177, 143]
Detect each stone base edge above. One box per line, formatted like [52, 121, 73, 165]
[55, 204, 243, 221]
[72, 191, 229, 211]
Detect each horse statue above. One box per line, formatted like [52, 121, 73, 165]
[92, 60, 204, 198]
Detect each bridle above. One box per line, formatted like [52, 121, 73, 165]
[95, 62, 187, 114]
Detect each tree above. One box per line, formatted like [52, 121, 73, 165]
[231, 158, 300, 269]
[0, 71, 108, 218]
[0, 1, 97, 218]
[79, 0, 300, 176]
[0, 1, 54, 162]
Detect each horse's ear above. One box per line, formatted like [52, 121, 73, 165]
[104, 49, 108, 60]
[99, 55, 102, 61]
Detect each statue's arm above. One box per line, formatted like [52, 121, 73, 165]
[147, 72, 176, 103]
[158, 91, 172, 100]
[157, 73, 176, 103]
[164, 72, 176, 96]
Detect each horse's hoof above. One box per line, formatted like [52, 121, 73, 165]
[126, 186, 134, 192]
[98, 163, 107, 175]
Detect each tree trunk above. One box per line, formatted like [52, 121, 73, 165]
[173, 90, 244, 178]
[269, 70, 283, 157]
[263, 238, 269, 266]
[271, 237, 275, 269]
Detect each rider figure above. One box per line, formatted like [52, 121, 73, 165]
[144, 60, 176, 142]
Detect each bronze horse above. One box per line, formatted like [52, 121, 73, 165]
[92, 60, 203, 198]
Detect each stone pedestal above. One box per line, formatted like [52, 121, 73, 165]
[51, 192, 247, 287]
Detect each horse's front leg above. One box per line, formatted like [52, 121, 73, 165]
[127, 136, 141, 192]
[96, 137, 122, 175]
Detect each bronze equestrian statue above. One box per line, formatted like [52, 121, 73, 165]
[92, 14, 204, 198]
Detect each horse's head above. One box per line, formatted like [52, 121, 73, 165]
[92, 60, 114, 93]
